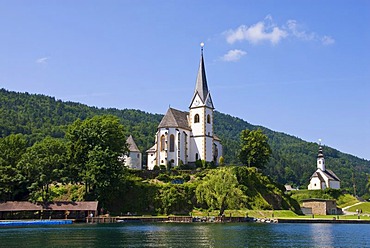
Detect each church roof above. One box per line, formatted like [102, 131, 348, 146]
[126, 135, 140, 152]
[146, 144, 156, 153]
[310, 169, 340, 182]
[310, 170, 325, 182]
[325, 169, 341, 181]
[158, 108, 191, 130]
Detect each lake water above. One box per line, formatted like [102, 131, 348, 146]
[0, 222, 369, 247]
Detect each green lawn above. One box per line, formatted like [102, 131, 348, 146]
[191, 209, 299, 218]
[347, 202, 370, 214]
[337, 194, 359, 208]
[191, 208, 370, 220]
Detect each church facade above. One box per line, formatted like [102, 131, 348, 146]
[308, 145, 340, 190]
[147, 45, 222, 170]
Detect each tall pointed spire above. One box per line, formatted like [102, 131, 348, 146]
[195, 42, 209, 103]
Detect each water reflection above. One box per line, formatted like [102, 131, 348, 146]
[309, 224, 334, 248]
[1, 223, 370, 247]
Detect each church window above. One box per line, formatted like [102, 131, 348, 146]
[194, 114, 200, 123]
[195, 153, 199, 160]
[207, 114, 211, 124]
[160, 135, 166, 151]
[169, 134, 175, 152]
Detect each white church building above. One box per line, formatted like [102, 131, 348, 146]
[308, 145, 340, 190]
[146, 44, 222, 170]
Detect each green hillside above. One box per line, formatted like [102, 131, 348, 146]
[1, 88, 369, 195]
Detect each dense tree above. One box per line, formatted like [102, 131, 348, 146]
[1, 88, 370, 195]
[65, 115, 128, 203]
[239, 129, 271, 169]
[155, 185, 194, 215]
[17, 137, 68, 202]
[196, 167, 246, 215]
[0, 134, 28, 200]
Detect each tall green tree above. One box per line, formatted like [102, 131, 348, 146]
[18, 137, 68, 202]
[65, 115, 128, 203]
[196, 167, 246, 215]
[0, 134, 28, 200]
[239, 129, 271, 169]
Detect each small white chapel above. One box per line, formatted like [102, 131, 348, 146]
[121, 135, 142, 170]
[308, 144, 340, 190]
[146, 43, 222, 170]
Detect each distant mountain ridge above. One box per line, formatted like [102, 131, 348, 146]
[1, 88, 369, 195]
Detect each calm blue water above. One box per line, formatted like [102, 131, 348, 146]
[0, 222, 369, 247]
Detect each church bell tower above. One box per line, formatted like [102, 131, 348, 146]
[189, 43, 214, 162]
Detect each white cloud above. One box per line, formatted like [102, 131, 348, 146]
[225, 16, 288, 45]
[224, 16, 334, 46]
[322, 35, 335, 45]
[36, 57, 49, 64]
[221, 49, 247, 62]
[286, 20, 315, 41]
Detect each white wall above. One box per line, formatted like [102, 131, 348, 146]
[147, 151, 156, 170]
[308, 177, 322, 190]
[329, 180, 340, 189]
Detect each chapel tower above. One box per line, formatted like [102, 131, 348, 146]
[317, 145, 326, 171]
[189, 43, 215, 162]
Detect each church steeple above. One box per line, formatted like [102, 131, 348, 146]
[317, 142, 326, 171]
[195, 43, 209, 103]
[190, 43, 214, 109]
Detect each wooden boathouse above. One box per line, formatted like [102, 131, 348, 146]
[0, 201, 98, 221]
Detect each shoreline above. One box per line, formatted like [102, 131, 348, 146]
[2, 216, 370, 226]
[276, 218, 370, 224]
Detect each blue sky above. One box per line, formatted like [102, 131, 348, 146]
[1, 1, 370, 160]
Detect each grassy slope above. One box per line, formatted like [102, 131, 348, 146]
[347, 202, 370, 214]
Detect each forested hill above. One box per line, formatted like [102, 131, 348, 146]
[1, 88, 369, 195]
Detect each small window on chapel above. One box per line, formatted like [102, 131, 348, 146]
[207, 114, 211, 124]
[194, 114, 200, 123]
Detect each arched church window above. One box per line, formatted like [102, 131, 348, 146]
[194, 114, 200, 123]
[207, 114, 211, 124]
[195, 153, 199, 161]
[160, 135, 165, 151]
[169, 134, 175, 152]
